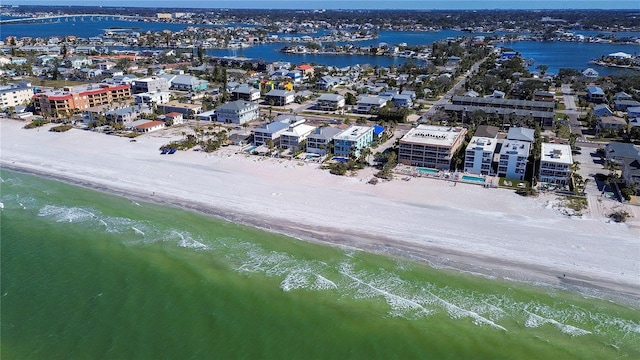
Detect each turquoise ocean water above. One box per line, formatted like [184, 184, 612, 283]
[1, 169, 639, 359]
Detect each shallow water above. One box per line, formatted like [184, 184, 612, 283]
[1, 169, 638, 359]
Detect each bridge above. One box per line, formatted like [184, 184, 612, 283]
[0, 14, 153, 25]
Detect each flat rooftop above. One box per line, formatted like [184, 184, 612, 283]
[400, 125, 465, 147]
[541, 143, 573, 164]
[466, 136, 497, 152]
[334, 126, 373, 141]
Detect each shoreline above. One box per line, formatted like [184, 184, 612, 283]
[1, 119, 639, 307]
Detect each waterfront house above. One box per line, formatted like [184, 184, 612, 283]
[253, 118, 297, 147]
[582, 68, 599, 80]
[539, 143, 573, 186]
[604, 142, 640, 164]
[131, 77, 171, 94]
[306, 126, 343, 156]
[231, 85, 261, 102]
[164, 112, 185, 125]
[158, 101, 202, 118]
[107, 104, 153, 124]
[621, 157, 640, 194]
[586, 86, 606, 103]
[497, 140, 531, 180]
[316, 93, 345, 111]
[265, 89, 295, 106]
[279, 121, 316, 151]
[196, 110, 217, 122]
[215, 100, 259, 125]
[333, 126, 375, 157]
[134, 91, 171, 105]
[464, 136, 497, 175]
[355, 96, 388, 114]
[133, 120, 165, 133]
[398, 125, 467, 170]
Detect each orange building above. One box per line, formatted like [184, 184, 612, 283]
[35, 84, 131, 117]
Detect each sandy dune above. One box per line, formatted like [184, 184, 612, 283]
[1, 119, 638, 303]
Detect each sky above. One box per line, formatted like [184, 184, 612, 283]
[3, 1, 640, 10]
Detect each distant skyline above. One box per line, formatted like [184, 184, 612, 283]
[3, 0, 639, 10]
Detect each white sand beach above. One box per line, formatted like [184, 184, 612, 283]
[1, 119, 639, 302]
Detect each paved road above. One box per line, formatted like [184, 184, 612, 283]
[559, 83, 586, 140]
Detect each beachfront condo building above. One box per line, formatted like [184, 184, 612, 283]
[279, 121, 316, 151]
[0, 82, 33, 110]
[497, 140, 531, 180]
[539, 143, 573, 186]
[215, 100, 259, 125]
[464, 136, 497, 175]
[306, 126, 343, 156]
[398, 125, 467, 170]
[253, 115, 306, 147]
[34, 84, 131, 117]
[333, 125, 374, 157]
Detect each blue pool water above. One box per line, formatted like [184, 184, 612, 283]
[417, 167, 439, 174]
[461, 175, 485, 183]
[332, 157, 349, 163]
[245, 146, 257, 153]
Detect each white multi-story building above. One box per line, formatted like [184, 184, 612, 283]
[279, 121, 316, 150]
[134, 91, 171, 105]
[333, 126, 374, 157]
[253, 116, 305, 147]
[306, 126, 344, 155]
[539, 143, 573, 185]
[464, 136, 497, 175]
[131, 77, 170, 94]
[398, 125, 467, 170]
[216, 100, 259, 125]
[0, 82, 33, 109]
[497, 140, 530, 180]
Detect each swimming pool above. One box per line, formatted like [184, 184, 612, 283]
[332, 157, 349, 163]
[461, 175, 485, 183]
[245, 146, 257, 153]
[416, 167, 439, 174]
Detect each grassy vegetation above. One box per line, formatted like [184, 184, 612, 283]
[499, 178, 529, 189]
[49, 124, 73, 132]
[562, 196, 588, 214]
[24, 76, 87, 88]
[24, 119, 49, 129]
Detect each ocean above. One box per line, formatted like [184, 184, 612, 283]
[1, 168, 639, 359]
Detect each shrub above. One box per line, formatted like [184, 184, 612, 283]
[609, 210, 630, 223]
[50, 125, 73, 132]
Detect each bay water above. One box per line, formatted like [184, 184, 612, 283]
[1, 169, 639, 359]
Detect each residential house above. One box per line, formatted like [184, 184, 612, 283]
[621, 157, 640, 194]
[539, 143, 573, 185]
[593, 104, 614, 118]
[474, 125, 499, 138]
[391, 94, 413, 108]
[507, 127, 535, 143]
[131, 77, 170, 94]
[599, 116, 627, 131]
[265, 89, 295, 106]
[604, 142, 640, 164]
[295, 64, 314, 79]
[253, 118, 299, 146]
[316, 93, 345, 111]
[164, 112, 185, 125]
[613, 99, 640, 112]
[232, 85, 261, 102]
[66, 56, 92, 69]
[133, 120, 165, 133]
[134, 91, 171, 105]
[196, 110, 217, 122]
[279, 120, 316, 151]
[316, 75, 340, 90]
[398, 125, 467, 170]
[464, 136, 497, 175]
[286, 70, 303, 83]
[497, 140, 531, 180]
[586, 86, 606, 103]
[158, 101, 202, 118]
[306, 126, 344, 155]
[613, 92, 633, 101]
[0, 82, 33, 110]
[106, 104, 153, 124]
[160, 74, 208, 92]
[355, 96, 388, 114]
[534, 90, 555, 102]
[333, 126, 375, 157]
[582, 68, 599, 79]
[216, 100, 259, 125]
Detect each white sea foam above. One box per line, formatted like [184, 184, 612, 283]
[524, 310, 591, 336]
[38, 204, 96, 223]
[131, 226, 145, 236]
[0, 202, 4, 209]
[425, 289, 507, 331]
[171, 230, 209, 250]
